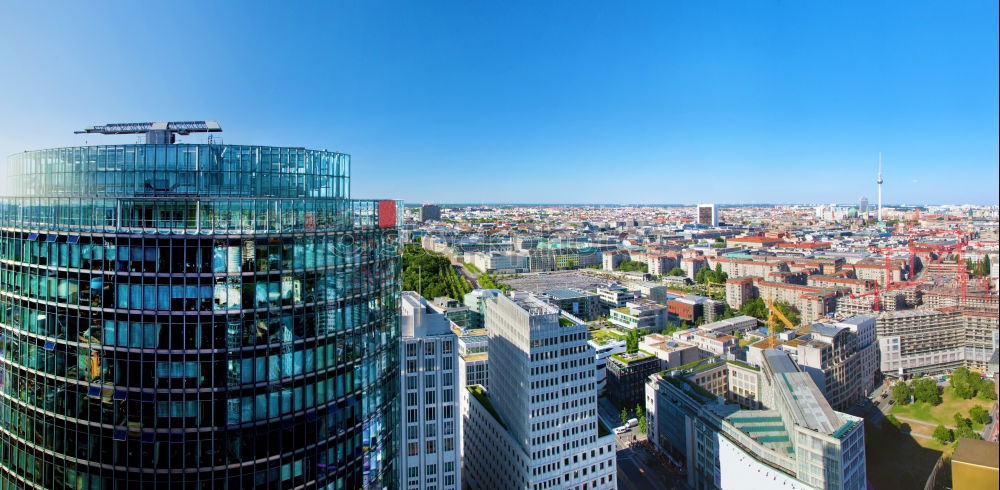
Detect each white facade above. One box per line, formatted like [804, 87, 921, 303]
[463, 293, 617, 489]
[400, 292, 461, 490]
[590, 339, 627, 395]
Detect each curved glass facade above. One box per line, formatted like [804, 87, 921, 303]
[0, 145, 400, 489]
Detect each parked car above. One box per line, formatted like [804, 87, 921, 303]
[614, 426, 629, 435]
[881, 393, 888, 399]
[626, 418, 639, 428]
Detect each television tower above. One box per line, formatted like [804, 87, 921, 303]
[876, 152, 883, 222]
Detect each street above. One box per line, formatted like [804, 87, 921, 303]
[597, 398, 690, 490]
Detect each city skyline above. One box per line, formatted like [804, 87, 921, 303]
[1, 1, 997, 205]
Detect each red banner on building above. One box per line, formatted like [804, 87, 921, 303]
[378, 200, 396, 229]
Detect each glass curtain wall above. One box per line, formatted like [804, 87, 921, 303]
[0, 144, 399, 490]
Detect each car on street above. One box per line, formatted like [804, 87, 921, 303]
[614, 426, 629, 435]
[881, 392, 888, 399]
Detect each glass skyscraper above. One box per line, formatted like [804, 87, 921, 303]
[0, 126, 401, 489]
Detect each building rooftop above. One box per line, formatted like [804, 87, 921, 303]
[952, 438, 1000, 469]
[726, 410, 795, 455]
[763, 349, 843, 435]
[808, 323, 847, 339]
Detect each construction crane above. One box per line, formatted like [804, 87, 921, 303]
[765, 298, 796, 345]
[76, 120, 221, 144]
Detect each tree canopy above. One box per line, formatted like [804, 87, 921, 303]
[912, 377, 942, 405]
[615, 260, 648, 273]
[666, 267, 686, 276]
[892, 381, 913, 406]
[402, 244, 473, 299]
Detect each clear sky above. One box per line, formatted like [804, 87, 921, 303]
[1, 1, 997, 205]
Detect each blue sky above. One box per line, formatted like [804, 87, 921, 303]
[1, 1, 996, 205]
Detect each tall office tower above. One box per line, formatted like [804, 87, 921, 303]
[859, 196, 869, 215]
[697, 203, 718, 227]
[399, 292, 460, 490]
[0, 122, 401, 489]
[419, 204, 442, 223]
[462, 293, 616, 489]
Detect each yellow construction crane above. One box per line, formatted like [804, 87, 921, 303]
[765, 298, 796, 345]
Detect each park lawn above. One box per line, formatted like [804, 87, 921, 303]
[890, 386, 992, 427]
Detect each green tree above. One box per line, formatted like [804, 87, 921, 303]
[638, 415, 648, 434]
[886, 414, 903, 430]
[932, 425, 953, 444]
[635, 404, 643, 418]
[739, 297, 769, 321]
[969, 405, 990, 425]
[624, 328, 640, 354]
[977, 378, 996, 401]
[953, 413, 972, 431]
[615, 260, 648, 273]
[955, 424, 978, 441]
[892, 381, 913, 406]
[666, 267, 686, 276]
[950, 367, 978, 399]
[621, 408, 629, 426]
[912, 377, 942, 405]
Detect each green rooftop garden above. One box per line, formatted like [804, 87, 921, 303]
[611, 350, 655, 364]
[589, 330, 625, 345]
[468, 385, 508, 430]
[559, 317, 576, 327]
[672, 356, 726, 374]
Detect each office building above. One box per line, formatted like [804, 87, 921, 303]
[463, 293, 616, 489]
[420, 204, 442, 223]
[609, 299, 668, 332]
[594, 284, 633, 312]
[458, 331, 489, 389]
[399, 292, 461, 490]
[697, 204, 718, 227]
[0, 122, 401, 488]
[605, 351, 660, 408]
[646, 349, 866, 490]
[540, 288, 601, 321]
[590, 336, 627, 395]
[462, 288, 502, 331]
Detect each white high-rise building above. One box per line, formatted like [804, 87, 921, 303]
[462, 292, 617, 489]
[697, 203, 719, 227]
[400, 291, 461, 490]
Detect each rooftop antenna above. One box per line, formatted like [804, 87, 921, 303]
[876, 152, 884, 222]
[75, 120, 222, 144]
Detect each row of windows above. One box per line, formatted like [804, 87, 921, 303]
[2, 233, 393, 272]
[0, 266, 394, 312]
[2, 296, 396, 357]
[9, 145, 349, 199]
[0, 198, 389, 233]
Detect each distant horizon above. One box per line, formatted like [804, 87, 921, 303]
[1, 2, 997, 204]
[403, 202, 984, 208]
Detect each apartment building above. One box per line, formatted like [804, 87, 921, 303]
[400, 292, 461, 490]
[697, 315, 759, 336]
[878, 308, 999, 376]
[716, 257, 789, 278]
[462, 293, 616, 489]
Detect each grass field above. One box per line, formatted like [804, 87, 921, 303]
[890, 386, 992, 427]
